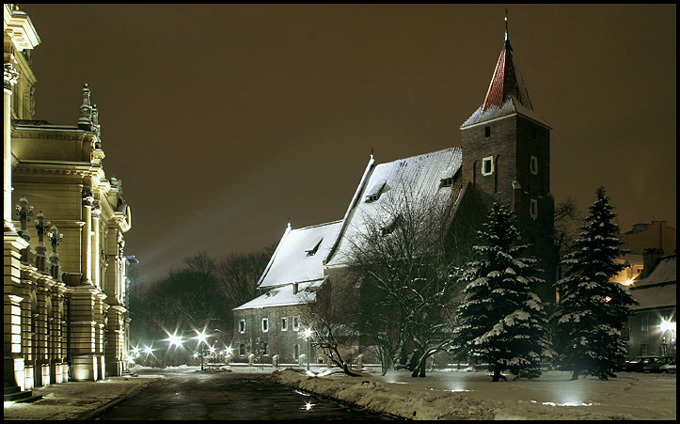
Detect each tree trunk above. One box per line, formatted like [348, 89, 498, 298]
[570, 368, 579, 381]
[492, 363, 502, 382]
[341, 363, 362, 377]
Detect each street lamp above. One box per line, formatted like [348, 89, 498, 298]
[302, 328, 313, 371]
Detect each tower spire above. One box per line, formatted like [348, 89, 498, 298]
[505, 8, 509, 41]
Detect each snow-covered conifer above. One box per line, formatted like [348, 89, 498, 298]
[455, 202, 550, 381]
[551, 186, 637, 380]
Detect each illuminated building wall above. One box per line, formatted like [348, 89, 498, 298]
[3, 4, 132, 390]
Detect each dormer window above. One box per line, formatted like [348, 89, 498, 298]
[440, 177, 453, 187]
[380, 214, 401, 236]
[305, 238, 323, 256]
[365, 180, 386, 202]
[481, 156, 494, 176]
[530, 156, 538, 175]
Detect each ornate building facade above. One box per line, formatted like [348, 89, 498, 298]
[4, 4, 132, 394]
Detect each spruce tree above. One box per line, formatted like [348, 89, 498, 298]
[551, 186, 637, 380]
[455, 202, 550, 381]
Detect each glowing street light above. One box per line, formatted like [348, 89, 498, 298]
[143, 345, 153, 356]
[302, 328, 313, 371]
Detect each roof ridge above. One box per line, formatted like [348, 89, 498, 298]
[375, 146, 460, 166]
[291, 219, 343, 231]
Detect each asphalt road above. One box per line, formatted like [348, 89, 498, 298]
[95, 368, 394, 420]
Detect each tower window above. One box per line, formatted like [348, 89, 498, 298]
[293, 316, 300, 331]
[262, 318, 269, 332]
[530, 156, 538, 175]
[485, 126, 491, 137]
[530, 199, 538, 220]
[239, 319, 246, 334]
[281, 317, 288, 331]
[481, 156, 494, 176]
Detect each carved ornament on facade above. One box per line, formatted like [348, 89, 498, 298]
[15, 196, 34, 241]
[48, 224, 63, 264]
[82, 189, 95, 207]
[4, 62, 19, 89]
[35, 211, 50, 256]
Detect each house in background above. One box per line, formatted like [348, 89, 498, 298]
[620, 220, 676, 257]
[232, 221, 341, 364]
[626, 255, 676, 358]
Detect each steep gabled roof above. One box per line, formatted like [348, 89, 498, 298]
[325, 147, 464, 267]
[256, 220, 342, 289]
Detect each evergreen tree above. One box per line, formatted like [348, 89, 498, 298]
[551, 186, 637, 380]
[455, 202, 550, 382]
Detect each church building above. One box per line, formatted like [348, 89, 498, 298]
[4, 4, 133, 396]
[233, 16, 555, 364]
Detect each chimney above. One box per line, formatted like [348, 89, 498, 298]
[641, 248, 664, 279]
[292, 283, 298, 295]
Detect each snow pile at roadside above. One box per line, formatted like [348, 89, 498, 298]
[3, 375, 160, 420]
[267, 368, 676, 420]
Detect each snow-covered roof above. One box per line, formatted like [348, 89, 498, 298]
[630, 255, 676, 310]
[461, 97, 549, 129]
[633, 255, 676, 288]
[257, 220, 342, 289]
[630, 283, 676, 311]
[325, 147, 464, 267]
[233, 281, 321, 310]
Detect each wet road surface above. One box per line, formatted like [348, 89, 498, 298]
[95, 368, 396, 420]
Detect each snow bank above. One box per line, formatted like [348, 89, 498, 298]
[267, 368, 676, 420]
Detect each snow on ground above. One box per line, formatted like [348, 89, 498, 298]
[3, 371, 161, 420]
[268, 367, 676, 420]
[4, 364, 675, 420]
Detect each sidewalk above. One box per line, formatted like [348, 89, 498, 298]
[3, 374, 162, 421]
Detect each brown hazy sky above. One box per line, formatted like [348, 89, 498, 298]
[19, 4, 676, 284]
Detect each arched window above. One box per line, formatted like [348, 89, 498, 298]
[294, 344, 300, 359]
[239, 343, 246, 356]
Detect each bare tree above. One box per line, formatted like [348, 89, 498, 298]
[345, 180, 472, 377]
[298, 278, 364, 376]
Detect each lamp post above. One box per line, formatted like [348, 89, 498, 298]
[302, 328, 313, 371]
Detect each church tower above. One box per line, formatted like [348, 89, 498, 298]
[460, 14, 556, 294]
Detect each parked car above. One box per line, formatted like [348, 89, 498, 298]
[621, 355, 661, 372]
[643, 356, 676, 373]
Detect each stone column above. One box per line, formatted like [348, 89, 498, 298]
[4, 63, 19, 232]
[91, 205, 101, 289]
[81, 190, 93, 285]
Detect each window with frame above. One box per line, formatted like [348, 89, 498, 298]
[281, 317, 288, 331]
[239, 343, 246, 356]
[239, 319, 246, 334]
[640, 343, 649, 356]
[640, 314, 648, 332]
[530, 199, 538, 220]
[293, 316, 300, 331]
[481, 156, 494, 176]
[530, 156, 538, 175]
[262, 318, 269, 332]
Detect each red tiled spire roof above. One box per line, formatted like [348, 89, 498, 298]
[482, 17, 533, 112]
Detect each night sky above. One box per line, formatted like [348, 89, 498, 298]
[18, 4, 676, 284]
